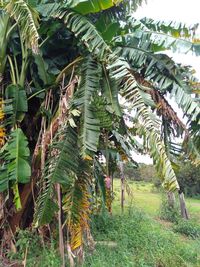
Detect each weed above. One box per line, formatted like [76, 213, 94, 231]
[173, 219, 200, 239]
[8, 230, 61, 267]
[159, 194, 180, 223]
[84, 208, 200, 267]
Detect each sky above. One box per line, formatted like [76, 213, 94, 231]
[135, 0, 200, 78]
[130, 0, 200, 164]
[135, 0, 200, 24]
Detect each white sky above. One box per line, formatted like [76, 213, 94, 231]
[135, 0, 200, 25]
[135, 0, 200, 78]
[131, 0, 200, 164]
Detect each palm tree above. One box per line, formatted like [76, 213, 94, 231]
[0, 0, 199, 264]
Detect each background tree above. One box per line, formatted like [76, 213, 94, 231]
[118, 162, 157, 182]
[177, 161, 200, 198]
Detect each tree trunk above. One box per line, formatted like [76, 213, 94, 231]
[178, 191, 189, 220]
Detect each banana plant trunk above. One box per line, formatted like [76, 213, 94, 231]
[178, 191, 189, 220]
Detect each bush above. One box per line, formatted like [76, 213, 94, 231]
[159, 194, 181, 222]
[173, 219, 200, 239]
[176, 162, 200, 198]
[153, 162, 200, 199]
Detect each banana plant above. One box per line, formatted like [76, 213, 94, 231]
[0, 0, 200, 264]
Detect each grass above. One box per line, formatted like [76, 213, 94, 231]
[84, 209, 200, 267]
[83, 180, 200, 267]
[113, 180, 200, 221]
[113, 181, 161, 215]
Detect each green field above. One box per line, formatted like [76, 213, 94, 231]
[113, 180, 200, 221]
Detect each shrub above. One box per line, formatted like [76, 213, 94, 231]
[173, 219, 200, 239]
[176, 162, 200, 198]
[8, 230, 61, 267]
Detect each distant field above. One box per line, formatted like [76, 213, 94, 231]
[113, 180, 200, 222]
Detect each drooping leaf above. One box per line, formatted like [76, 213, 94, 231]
[102, 67, 122, 116]
[122, 18, 200, 55]
[5, 0, 39, 53]
[63, 11, 180, 190]
[63, 160, 91, 251]
[55, 10, 111, 61]
[72, 58, 101, 157]
[109, 58, 179, 191]
[118, 45, 200, 122]
[34, 125, 79, 226]
[0, 128, 31, 209]
[33, 178, 58, 226]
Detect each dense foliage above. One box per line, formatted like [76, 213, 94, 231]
[0, 0, 199, 264]
[153, 161, 200, 198]
[177, 162, 200, 197]
[116, 162, 157, 181]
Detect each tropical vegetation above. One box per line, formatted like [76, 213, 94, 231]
[0, 0, 199, 265]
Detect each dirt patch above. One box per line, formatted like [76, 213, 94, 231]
[96, 241, 117, 247]
[155, 217, 173, 228]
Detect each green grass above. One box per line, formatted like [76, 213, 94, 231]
[84, 209, 200, 267]
[113, 180, 200, 221]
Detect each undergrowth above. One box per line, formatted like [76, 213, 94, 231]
[173, 219, 200, 239]
[8, 230, 61, 267]
[85, 208, 200, 267]
[159, 194, 180, 223]
[7, 208, 200, 267]
[158, 194, 200, 239]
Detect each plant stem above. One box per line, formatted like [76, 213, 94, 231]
[57, 184, 65, 267]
